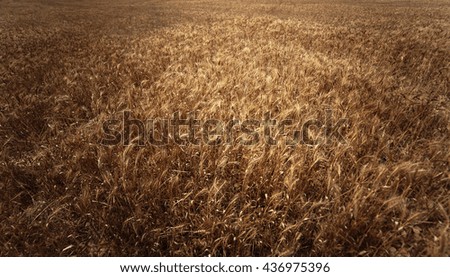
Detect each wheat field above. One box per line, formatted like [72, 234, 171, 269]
[0, 0, 449, 256]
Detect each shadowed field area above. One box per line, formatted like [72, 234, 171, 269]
[0, 0, 449, 256]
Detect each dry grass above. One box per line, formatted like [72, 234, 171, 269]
[0, 0, 449, 256]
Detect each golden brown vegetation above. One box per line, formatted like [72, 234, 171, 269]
[0, 0, 449, 256]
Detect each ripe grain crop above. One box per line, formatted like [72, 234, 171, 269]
[0, 0, 449, 256]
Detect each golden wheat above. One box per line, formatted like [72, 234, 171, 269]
[0, 0, 449, 256]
